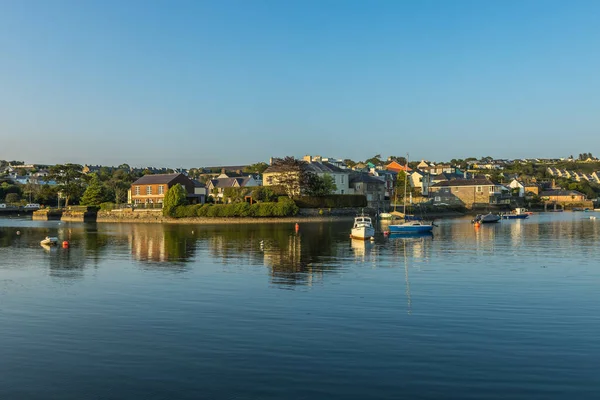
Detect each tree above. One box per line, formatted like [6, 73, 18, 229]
[243, 162, 269, 174]
[389, 156, 407, 166]
[106, 169, 134, 204]
[305, 174, 337, 197]
[268, 157, 311, 198]
[5, 193, 20, 203]
[163, 184, 187, 216]
[48, 163, 84, 207]
[80, 175, 109, 206]
[365, 154, 382, 166]
[343, 159, 357, 169]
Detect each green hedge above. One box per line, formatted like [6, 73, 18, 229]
[171, 198, 299, 218]
[294, 194, 367, 208]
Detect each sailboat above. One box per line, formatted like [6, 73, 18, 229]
[388, 155, 434, 234]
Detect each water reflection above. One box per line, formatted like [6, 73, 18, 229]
[1, 213, 599, 286]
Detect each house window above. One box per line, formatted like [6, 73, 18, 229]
[158, 185, 164, 195]
[146, 186, 152, 195]
[135, 186, 140, 195]
[341, 190, 344, 194]
[435, 196, 441, 202]
[341, 175, 344, 184]
[476, 186, 482, 192]
[489, 186, 494, 193]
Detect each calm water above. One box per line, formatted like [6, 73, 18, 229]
[1, 213, 599, 399]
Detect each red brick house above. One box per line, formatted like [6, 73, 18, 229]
[129, 173, 205, 205]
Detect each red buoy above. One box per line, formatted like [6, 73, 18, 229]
[295, 223, 299, 232]
[62, 241, 69, 248]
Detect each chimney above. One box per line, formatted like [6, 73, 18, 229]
[464, 171, 467, 179]
[269, 157, 273, 165]
[221, 168, 225, 174]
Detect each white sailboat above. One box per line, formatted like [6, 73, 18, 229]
[388, 154, 434, 235]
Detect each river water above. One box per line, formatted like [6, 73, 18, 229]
[1, 213, 599, 399]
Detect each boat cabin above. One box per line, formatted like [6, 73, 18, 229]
[353, 216, 373, 228]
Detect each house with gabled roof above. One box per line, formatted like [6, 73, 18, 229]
[429, 178, 509, 208]
[385, 160, 412, 173]
[129, 173, 204, 205]
[206, 175, 260, 201]
[540, 190, 586, 203]
[349, 173, 387, 210]
[263, 160, 350, 195]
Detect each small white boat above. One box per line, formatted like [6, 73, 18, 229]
[351, 215, 375, 240]
[591, 216, 597, 220]
[40, 236, 59, 246]
[379, 212, 394, 220]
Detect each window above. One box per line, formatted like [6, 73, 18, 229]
[146, 186, 152, 195]
[489, 186, 495, 193]
[341, 175, 344, 184]
[341, 190, 344, 194]
[158, 185, 164, 195]
[435, 196, 441, 202]
[476, 186, 482, 192]
[135, 186, 140, 195]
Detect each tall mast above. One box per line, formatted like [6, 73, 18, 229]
[403, 153, 409, 214]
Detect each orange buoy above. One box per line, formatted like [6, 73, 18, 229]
[62, 241, 69, 248]
[295, 223, 299, 232]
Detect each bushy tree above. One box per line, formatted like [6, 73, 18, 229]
[163, 184, 187, 217]
[243, 162, 269, 174]
[5, 192, 20, 203]
[269, 157, 311, 198]
[48, 163, 84, 206]
[80, 175, 110, 206]
[305, 174, 337, 197]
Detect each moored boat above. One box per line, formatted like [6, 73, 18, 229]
[388, 221, 434, 234]
[472, 213, 501, 224]
[501, 208, 530, 219]
[387, 153, 434, 234]
[351, 215, 375, 240]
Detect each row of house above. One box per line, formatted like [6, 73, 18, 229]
[546, 167, 600, 184]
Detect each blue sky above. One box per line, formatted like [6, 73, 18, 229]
[1, 0, 599, 167]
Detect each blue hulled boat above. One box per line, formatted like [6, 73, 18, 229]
[388, 220, 434, 234]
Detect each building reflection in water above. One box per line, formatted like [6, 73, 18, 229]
[259, 223, 343, 288]
[128, 224, 197, 266]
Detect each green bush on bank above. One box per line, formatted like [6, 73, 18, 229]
[170, 198, 299, 218]
[294, 194, 367, 209]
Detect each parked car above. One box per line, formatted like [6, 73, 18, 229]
[24, 203, 41, 209]
[0, 203, 6, 208]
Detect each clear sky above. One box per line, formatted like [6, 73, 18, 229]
[1, 0, 599, 167]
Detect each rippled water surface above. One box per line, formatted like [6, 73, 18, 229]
[1, 213, 599, 399]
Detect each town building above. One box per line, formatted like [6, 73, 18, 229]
[348, 173, 387, 210]
[429, 178, 510, 208]
[129, 173, 205, 205]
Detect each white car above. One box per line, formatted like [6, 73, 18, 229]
[24, 203, 41, 209]
[0, 203, 6, 208]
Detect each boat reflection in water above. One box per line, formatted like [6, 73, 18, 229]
[350, 238, 375, 259]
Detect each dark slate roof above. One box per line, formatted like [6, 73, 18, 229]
[132, 173, 182, 185]
[209, 177, 254, 188]
[191, 179, 205, 188]
[432, 178, 494, 187]
[431, 172, 465, 181]
[349, 173, 385, 184]
[540, 190, 585, 197]
[264, 161, 346, 174]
